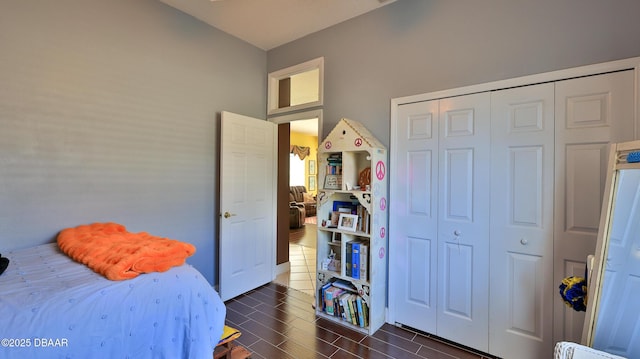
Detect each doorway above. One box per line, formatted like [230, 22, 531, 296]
[269, 111, 321, 296]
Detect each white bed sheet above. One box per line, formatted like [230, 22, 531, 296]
[0, 243, 225, 359]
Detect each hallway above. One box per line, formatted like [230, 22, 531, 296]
[273, 217, 317, 296]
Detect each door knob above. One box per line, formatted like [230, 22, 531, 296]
[520, 238, 528, 245]
[453, 230, 462, 236]
[223, 211, 236, 218]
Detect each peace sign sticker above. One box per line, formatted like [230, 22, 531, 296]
[378, 246, 385, 259]
[379, 197, 387, 211]
[324, 141, 332, 150]
[375, 161, 386, 180]
[354, 138, 363, 147]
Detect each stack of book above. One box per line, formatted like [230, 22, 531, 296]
[326, 153, 342, 175]
[319, 280, 369, 328]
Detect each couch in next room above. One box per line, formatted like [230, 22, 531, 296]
[289, 185, 316, 217]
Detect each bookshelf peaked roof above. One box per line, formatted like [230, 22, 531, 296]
[321, 118, 385, 151]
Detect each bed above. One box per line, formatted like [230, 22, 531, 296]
[0, 242, 226, 359]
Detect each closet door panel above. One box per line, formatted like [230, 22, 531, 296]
[437, 92, 490, 352]
[443, 148, 473, 221]
[390, 101, 439, 333]
[554, 70, 635, 344]
[408, 151, 433, 216]
[440, 148, 475, 320]
[490, 83, 555, 359]
[510, 147, 544, 229]
[507, 252, 545, 336]
[442, 241, 473, 319]
[565, 144, 608, 233]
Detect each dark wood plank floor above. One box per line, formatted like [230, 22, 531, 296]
[224, 283, 495, 359]
[289, 219, 317, 248]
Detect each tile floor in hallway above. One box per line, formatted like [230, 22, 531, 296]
[274, 244, 317, 297]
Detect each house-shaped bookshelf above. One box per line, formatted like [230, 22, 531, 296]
[315, 118, 388, 335]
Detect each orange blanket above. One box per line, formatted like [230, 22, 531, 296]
[57, 222, 196, 281]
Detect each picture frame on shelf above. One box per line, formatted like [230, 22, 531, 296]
[324, 175, 342, 190]
[337, 213, 358, 232]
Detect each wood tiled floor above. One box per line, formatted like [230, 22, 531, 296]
[273, 244, 316, 297]
[223, 283, 495, 359]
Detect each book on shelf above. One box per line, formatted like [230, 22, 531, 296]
[330, 278, 357, 291]
[355, 205, 370, 233]
[356, 296, 366, 328]
[339, 292, 351, 321]
[319, 281, 332, 311]
[326, 166, 342, 175]
[345, 241, 352, 277]
[360, 242, 369, 281]
[334, 294, 343, 319]
[326, 153, 343, 175]
[362, 298, 369, 327]
[318, 281, 369, 328]
[351, 241, 360, 280]
[327, 153, 342, 162]
[324, 286, 344, 316]
[347, 294, 358, 325]
[344, 240, 368, 280]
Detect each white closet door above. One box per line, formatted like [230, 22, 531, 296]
[553, 70, 636, 344]
[390, 100, 439, 333]
[437, 93, 491, 352]
[489, 83, 555, 358]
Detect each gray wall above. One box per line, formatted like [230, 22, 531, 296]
[0, 0, 266, 284]
[4, 0, 640, 287]
[268, 0, 640, 146]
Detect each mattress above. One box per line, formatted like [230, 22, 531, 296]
[0, 243, 226, 359]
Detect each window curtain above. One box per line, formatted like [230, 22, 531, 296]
[290, 145, 310, 160]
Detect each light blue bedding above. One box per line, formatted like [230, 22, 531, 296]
[0, 243, 226, 359]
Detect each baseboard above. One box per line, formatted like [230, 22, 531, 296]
[276, 261, 290, 275]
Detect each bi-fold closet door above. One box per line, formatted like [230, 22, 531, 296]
[490, 71, 635, 358]
[552, 71, 636, 345]
[489, 83, 555, 358]
[392, 92, 491, 352]
[389, 69, 636, 359]
[392, 85, 554, 357]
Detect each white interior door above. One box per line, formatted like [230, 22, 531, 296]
[553, 70, 635, 344]
[436, 93, 490, 352]
[390, 93, 491, 352]
[390, 100, 439, 333]
[219, 111, 276, 301]
[489, 83, 555, 358]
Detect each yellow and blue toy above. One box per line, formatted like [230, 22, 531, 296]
[559, 276, 587, 312]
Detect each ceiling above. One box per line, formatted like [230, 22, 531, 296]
[158, 0, 396, 50]
[290, 118, 318, 136]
